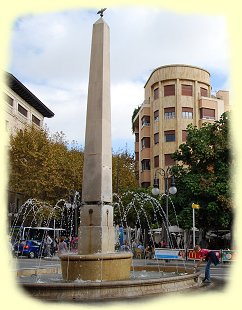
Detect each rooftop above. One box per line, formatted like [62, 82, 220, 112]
[5, 72, 54, 118]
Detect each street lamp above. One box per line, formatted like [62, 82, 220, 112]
[192, 203, 200, 248]
[152, 167, 177, 247]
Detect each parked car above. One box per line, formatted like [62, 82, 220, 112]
[14, 240, 44, 258]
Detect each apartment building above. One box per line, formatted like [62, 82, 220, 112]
[3, 72, 54, 221]
[4, 72, 54, 140]
[132, 64, 230, 192]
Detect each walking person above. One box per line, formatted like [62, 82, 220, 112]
[44, 234, 53, 257]
[57, 236, 68, 256]
[193, 245, 220, 283]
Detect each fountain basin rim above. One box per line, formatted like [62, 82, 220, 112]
[60, 252, 133, 261]
[21, 270, 200, 288]
[20, 267, 201, 300]
[20, 267, 201, 287]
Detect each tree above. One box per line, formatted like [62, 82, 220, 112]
[112, 149, 139, 194]
[171, 112, 232, 232]
[9, 127, 84, 204]
[131, 106, 141, 133]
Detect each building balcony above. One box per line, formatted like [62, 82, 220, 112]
[140, 106, 150, 119]
[140, 170, 151, 183]
[140, 147, 150, 159]
[140, 125, 150, 137]
[199, 98, 217, 109]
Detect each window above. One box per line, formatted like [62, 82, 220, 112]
[18, 104, 28, 117]
[32, 115, 41, 126]
[182, 130, 187, 141]
[182, 107, 193, 119]
[5, 94, 13, 106]
[141, 137, 150, 149]
[200, 87, 208, 97]
[164, 130, 175, 142]
[141, 159, 150, 171]
[164, 84, 175, 96]
[182, 84, 193, 96]
[164, 154, 175, 166]
[154, 155, 159, 168]
[200, 108, 215, 120]
[141, 182, 151, 189]
[154, 133, 159, 144]
[164, 107, 175, 119]
[154, 87, 159, 100]
[141, 115, 150, 126]
[154, 110, 159, 121]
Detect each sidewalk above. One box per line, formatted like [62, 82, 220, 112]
[15, 256, 231, 276]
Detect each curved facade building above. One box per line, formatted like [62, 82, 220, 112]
[133, 64, 230, 190]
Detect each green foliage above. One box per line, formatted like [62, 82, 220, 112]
[112, 149, 139, 193]
[9, 127, 84, 204]
[131, 105, 141, 133]
[171, 112, 233, 231]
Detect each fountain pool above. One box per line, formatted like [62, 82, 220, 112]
[17, 262, 200, 301]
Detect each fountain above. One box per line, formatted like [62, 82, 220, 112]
[13, 192, 201, 300]
[12, 11, 201, 301]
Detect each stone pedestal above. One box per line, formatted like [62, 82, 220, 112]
[78, 204, 115, 254]
[61, 253, 132, 281]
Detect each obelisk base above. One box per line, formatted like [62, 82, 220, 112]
[60, 252, 133, 281]
[78, 204, 115, 254]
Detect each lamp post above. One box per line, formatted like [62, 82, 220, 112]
[192, 203, 200, 248]
[152, 167, 177, 247]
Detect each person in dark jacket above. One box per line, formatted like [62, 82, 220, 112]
[193, 245, 220, 283]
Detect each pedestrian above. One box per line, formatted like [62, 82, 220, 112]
[44, 234, 53, 257]
[58, 236, 68, 255]
[193, 244, 220, 283]
[53, 236, 59, 255]
[145, 245, 152, 259]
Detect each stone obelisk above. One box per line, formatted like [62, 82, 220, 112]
[60, 13, 132, 281]
[79, 16, 114, 254]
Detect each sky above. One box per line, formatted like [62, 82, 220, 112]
[7, 7, 230, 153]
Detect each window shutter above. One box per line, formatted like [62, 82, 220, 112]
[164, 107, 175, 113]
[164, 84, 175, 96]
[164, 154, 175, 166]
[182, 84, 193, 96]
[200, 87, 208, 97]
[182, 130, 187, 141]
[154, 87, 159, 100]
[182, 107, 193, 112]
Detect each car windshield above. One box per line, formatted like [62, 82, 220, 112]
[32, 241, 41, 246]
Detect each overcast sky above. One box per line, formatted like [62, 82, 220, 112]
[7, 7, 230, 153]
